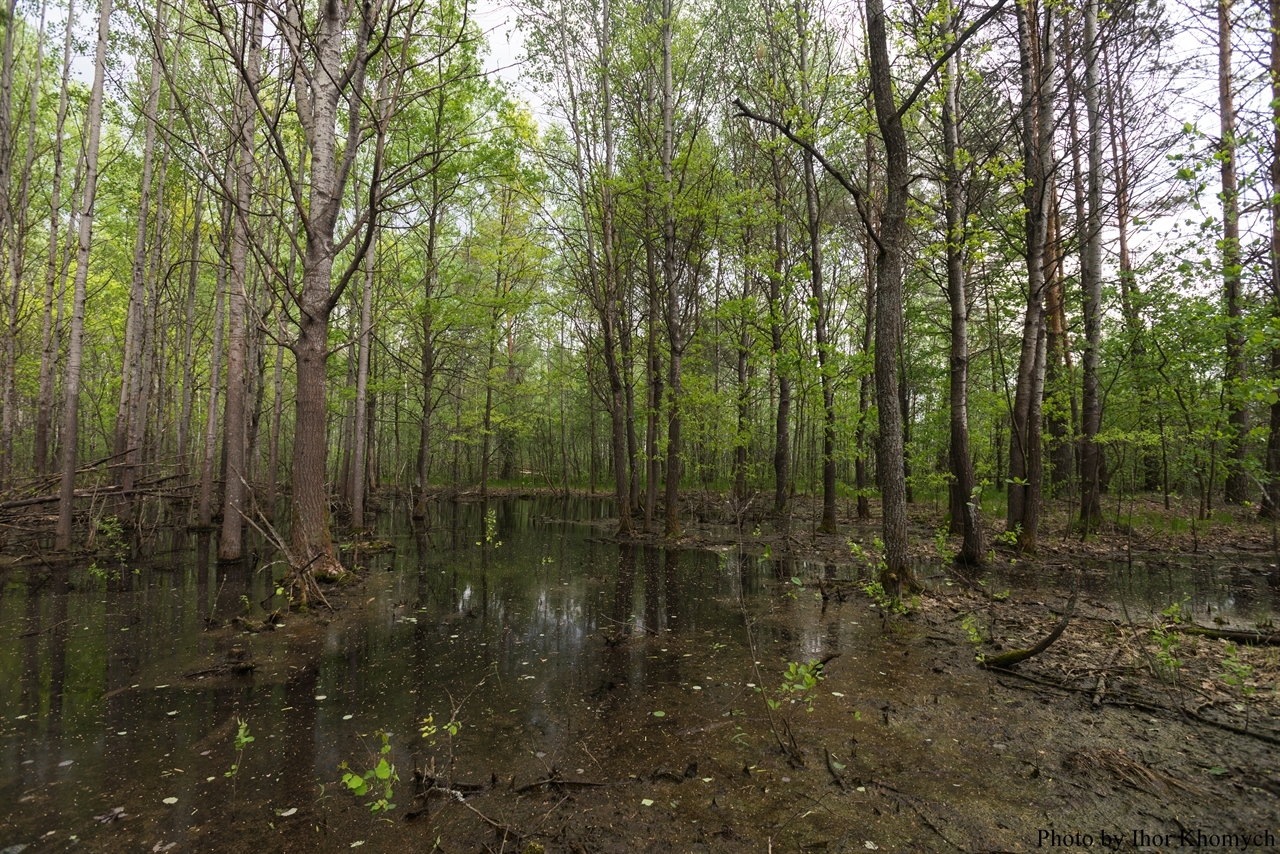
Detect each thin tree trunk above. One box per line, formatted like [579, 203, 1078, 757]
[34, 0, 76, 477]
[1079, 0, 1104, 527]
[351, 222, 376, 528]
[644, 227, 662, 530]
[414, 173, 441, 518]
[112, 0, 165, 513]
[942, 39, 983, 564]
[733, 227, 751, 501]
[1265, 0, 1280, 518]
[856, 193, 875, 521]
[2, 0, 44, 487]
[54, 0, 113, 550]
[220, 0, 263, 560]
[770, 151, 791, 517]
[796, 7, 837, 533]
[1221, 0, 1248, 504]
[177, 181, 204, 476]
[599, 0, 631, 535]
[0, 0, 18, 490]
[1008, 0, 1054, 552]
[661, 0, 683, 537]
[199, 175, 234, 529]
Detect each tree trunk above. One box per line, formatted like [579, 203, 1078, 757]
[599, 0, 631, 535]
[177, 181, 204, 476]
[1264, 0, 1280, 518]
[1008, 0, 1054, 552]
[1079, 0, 1104, 528]
[734, 228, 751, 501]
[111, 0, 165, 515]
[644, 228, 662, 531]
[770, 151, 791, 518]
[0, 0, 17, 491]
[796, 8, 837, 533]
[942, 40, 984, 564]
[856, 205, 875, 521]
[280, 0, 378, 584]
[220, 0, 263, 560]
[350, 222, 376, 528]
[866, 0, 914, 594]
[1220, 0, 1248, 504]
[662, 0, 683, 538]
[198, 180, 233, 529]
[34, 0, 76, 477]
[54, 0, 113, 550]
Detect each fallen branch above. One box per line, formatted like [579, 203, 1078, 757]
[979, 590, 1077, 670]
[1177, 625, 1280, 646]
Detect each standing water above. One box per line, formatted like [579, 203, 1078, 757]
[3, 498, 1278, 851]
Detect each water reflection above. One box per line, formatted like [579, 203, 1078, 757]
[1, 498, 1277, 849]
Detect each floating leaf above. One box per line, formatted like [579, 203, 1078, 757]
[651, 710, 665, 718]
[278, 808, 297, 817]
[640, 799, 654, 807]
[162, 797, 178, 805]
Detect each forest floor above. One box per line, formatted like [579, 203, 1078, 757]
[9, 489, 1280, 852]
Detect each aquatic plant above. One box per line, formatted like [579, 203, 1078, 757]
[225, 718, 254, 779]
[340, 730, 398, 814]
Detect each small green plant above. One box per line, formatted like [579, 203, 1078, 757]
[225, 718, 254, 778]
[1220, 643, 1257, 726]
[87, 561, 118, 583]
[861, 579, 909, 614]
[419, 714, 460, 744]
[934, 527, 949, 557]
[783, 576, 804, 600]
[224, 718, 254, 807]
[995, 525, 1021, 547]
[961, 614, 984, 647]
[1162, 594, 1191, 624]
[762, 660, 824, 713]
[340, 730, 398, 814]
[781, 660, 823, 711]
[1150, 624, 1183, 682]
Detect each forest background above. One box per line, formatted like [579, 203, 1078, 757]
[0, 0, 1273, 593]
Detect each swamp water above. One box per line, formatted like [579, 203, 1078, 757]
[2, 498, 1278, 852]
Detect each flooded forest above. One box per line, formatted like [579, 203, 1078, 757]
[3, 0, 1280, 849]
